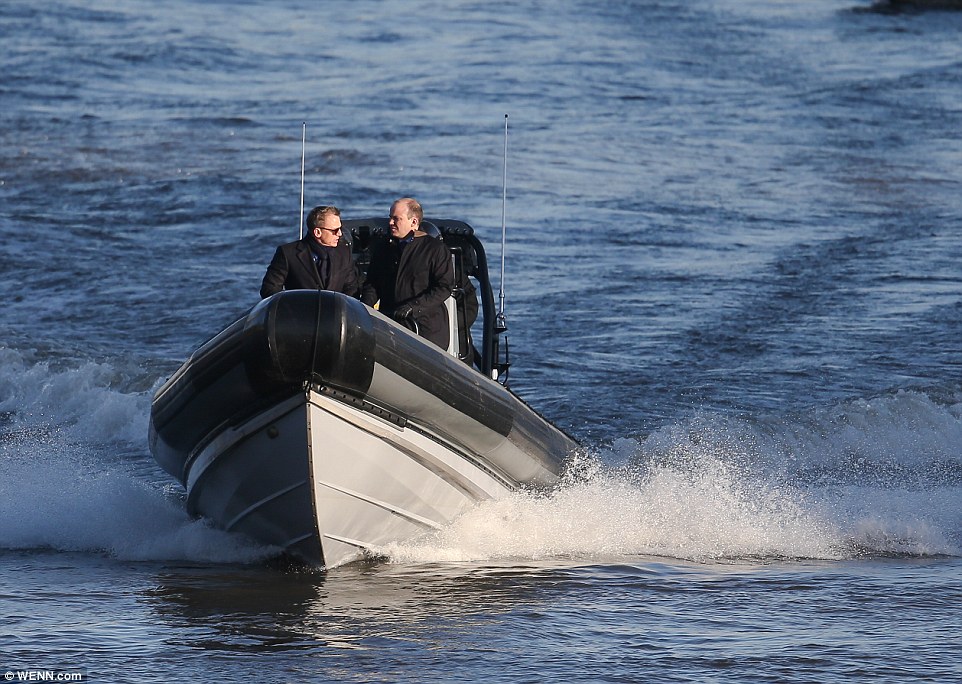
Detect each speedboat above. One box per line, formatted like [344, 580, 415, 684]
[148, 218, 578, 568]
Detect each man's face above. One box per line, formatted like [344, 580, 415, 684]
[388, 202, 417, 238]
[313, 213, 342, 247]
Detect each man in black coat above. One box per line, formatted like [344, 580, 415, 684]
[260, 205, 360, 299]
[361, 197, 455, 350]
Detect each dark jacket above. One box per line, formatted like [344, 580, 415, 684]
[260, 236, 360, 299]
[361, 233, 455, 349]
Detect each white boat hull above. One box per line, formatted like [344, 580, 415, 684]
[186, 388, 516, 568]
[308, 386, 515, 567]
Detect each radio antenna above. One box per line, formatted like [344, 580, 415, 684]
[497, 114, 508, 331]
[298, 122, 306, 239]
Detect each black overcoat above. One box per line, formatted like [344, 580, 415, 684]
[361, 233, 455, 349]
[260, 236, 360, 299]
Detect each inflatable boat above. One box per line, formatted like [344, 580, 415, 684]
[148, 218, 577, 568]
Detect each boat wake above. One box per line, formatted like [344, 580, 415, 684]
[1, 348, 959, 566]
[0, 349, 271, 564]
[380, 391, 962, 565]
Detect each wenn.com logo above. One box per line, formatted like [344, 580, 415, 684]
[4, 673, 85, 682]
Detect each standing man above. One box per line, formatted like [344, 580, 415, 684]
[260, 205, 360, 299]
[361, 197, 455, 350]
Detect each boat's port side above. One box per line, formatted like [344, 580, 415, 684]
[313, 384, 408, 429]
[305, 389, 515, 568]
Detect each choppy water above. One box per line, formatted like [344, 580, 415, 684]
[2, 0, 961, 681]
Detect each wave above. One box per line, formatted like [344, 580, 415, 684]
[382, 391, 962, 565]
[2, 348, 959, 566]
[0, 447, 270, 563]
[0, 348, 272, 563]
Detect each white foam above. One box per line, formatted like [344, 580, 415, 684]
[0, 347, 151, 444]
[0, 441, 272, 563]
[0, 348, 272, 563]
[380, 457, 844, 565]
[2, 348, 959, 566]
[382, 391, 962, 565]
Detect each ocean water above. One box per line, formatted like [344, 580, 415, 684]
[2, 0, 961, 681]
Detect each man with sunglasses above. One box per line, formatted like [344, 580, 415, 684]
[260, 204, 361, 299]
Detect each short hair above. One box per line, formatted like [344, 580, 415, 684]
[306, 205, 340, 231]
[396, 197, 423, 222]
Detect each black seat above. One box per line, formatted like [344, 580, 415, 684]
[420, 220, 442, 240]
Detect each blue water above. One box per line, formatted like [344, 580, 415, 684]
[2, 0, 961, 681]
